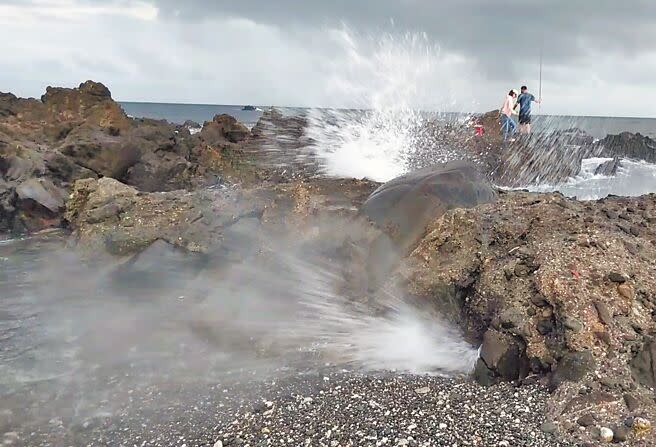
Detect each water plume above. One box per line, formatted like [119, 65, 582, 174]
[305, 28, 474, 182]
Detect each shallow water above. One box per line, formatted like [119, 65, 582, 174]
[0, 226, 478, 439]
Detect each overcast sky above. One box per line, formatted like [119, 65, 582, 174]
[1, 0, 655, 116]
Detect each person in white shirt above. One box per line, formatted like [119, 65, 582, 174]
[500, 89, 519, 141]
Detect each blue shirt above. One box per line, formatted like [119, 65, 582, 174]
[517, 93, 535, 116]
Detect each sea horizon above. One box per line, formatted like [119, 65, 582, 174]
[119, 101, 656, 140]
[119, 100, 655, 121]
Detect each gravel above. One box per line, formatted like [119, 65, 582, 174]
[210, 371, 582, 447]
[10, 368, 584, 446]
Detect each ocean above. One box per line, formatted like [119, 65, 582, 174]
[120, 101, 656, 140]
[119, 101, 656, 200]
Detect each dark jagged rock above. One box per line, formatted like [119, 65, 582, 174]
[65, 176, 378, 257]
[183, 119, 201, 130]
[594, 132, 656, 163]
[407, 112, 598, 188]
[490, 129, 594, 187]
[594, 157, 621, 176]
[361, 160, 497, 254]
[549, 351, 596, 390]
[631, 337, 656, 389]
[474, 329, 529, 385]
[200, 114, 250, 144]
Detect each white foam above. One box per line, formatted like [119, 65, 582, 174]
[277, 255, 479, 375]
[305, 29, 473, 182]
[530, 157, 656, 200]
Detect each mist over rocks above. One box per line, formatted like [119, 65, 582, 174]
[65, 175, 378, 257]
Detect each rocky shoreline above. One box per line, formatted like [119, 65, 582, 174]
[2, 81, 655, 446]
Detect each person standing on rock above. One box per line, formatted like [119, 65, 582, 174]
[517, 86, 541, 134]
[500, 89, 519, 141]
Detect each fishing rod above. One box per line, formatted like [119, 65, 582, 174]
[538, 45, 543, 113]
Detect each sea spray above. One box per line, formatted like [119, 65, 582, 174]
[305, 28, 475, 182]
[528, 157, 656, 200]
[254, 251, 479, 375]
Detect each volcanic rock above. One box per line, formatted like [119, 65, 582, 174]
[0, 81, 261, 233]
[200, 114, 250, 144]
[360, 160, 496, 290]
[593, 132, 656, 163]
[594, 157, 621, 176]
[401, 190, 656, 431]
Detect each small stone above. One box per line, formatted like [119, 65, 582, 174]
[514, 263, 532, 277]
[540, 422, 557, 434]
[618, 283, 634, 299]
[537, 319, 554, 335]
[624, 242, 639, 255]
[630, 226, 641, 236]
[562, 316, 584, 332]
[617, 223, 632, 235]
[613, 425, 629, 442]
[531, 294, 549, 307]
[577, 236, 591, 247]
[414, 386, 430, 395]
[624, 417, 635, 428]
[604, 209, 618, 219]
[213, 442, 223, 447]
[563, 421, 576, 433]
[608, 272, 627, 283]
[599, 427, 614, 443]
[594, 300, 613, 325]
[498, 307, 524, 329]
[633, 417, 651, 432]
[498, 441, 510, 447]
[504, 266, 514, 280]
[594, 331, 612, 346]
[624, 393, 641, 411]
[577, 413, 596, 427]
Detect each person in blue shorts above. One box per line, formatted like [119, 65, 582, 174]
[517, 86, 541, 134]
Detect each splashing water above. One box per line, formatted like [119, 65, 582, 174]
[301, 28, 656, 198]
[277, 254, 478, 375]
[306, 29, 474, 182]
[529, 157, 656, 200]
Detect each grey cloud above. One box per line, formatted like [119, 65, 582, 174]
[152, 0, 656, 81]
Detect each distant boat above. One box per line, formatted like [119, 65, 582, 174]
[242, 105, 256, 111]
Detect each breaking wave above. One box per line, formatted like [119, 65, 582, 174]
[530, 157, 656, 200]
[306, 29, 473, 182]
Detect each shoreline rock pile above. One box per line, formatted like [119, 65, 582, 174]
[399, 190, 656, 444]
